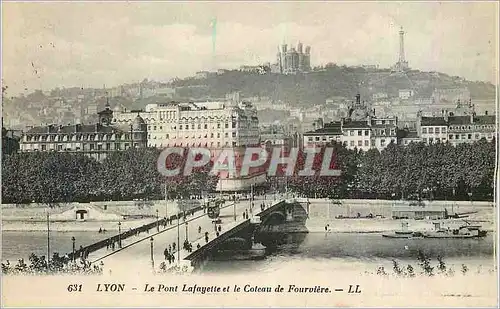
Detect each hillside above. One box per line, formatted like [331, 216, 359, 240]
[170, 66, 496, 107]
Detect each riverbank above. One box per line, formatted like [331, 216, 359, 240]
[2, 199, 495, 233]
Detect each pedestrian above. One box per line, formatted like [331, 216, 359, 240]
[164, 248, 169, 260]
[172, 242, 176, 251]
[106, 240, 109, 250]
[205, 236, 209, 243]
[216, 231, 220, 237]
[218, 225, 221, 233]
[197, 243, 201, 249]
[198, 226, 201, 234]
[169, 244, 172, 252]
[112, 242, 115, 251]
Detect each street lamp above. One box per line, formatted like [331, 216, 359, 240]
[233, 195, 237, 221]
[150, 237, 154, 271]
[156, 209, 159, 232]
[185, 222, 188, 242]
[118, 222, 122, 248]
[71, 236, 76, 264]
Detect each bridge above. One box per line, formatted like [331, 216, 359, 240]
[85, 196, 309, 274]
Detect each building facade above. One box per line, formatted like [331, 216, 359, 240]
[19, 105, 147, 161]
[417, 113, 495, 145]
[113, 98, 263, 191]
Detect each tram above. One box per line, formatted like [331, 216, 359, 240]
[207, 198, 223, 219]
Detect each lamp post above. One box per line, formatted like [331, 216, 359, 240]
[233, 196, 237, 221]
[46, 211, 50, 268]
[177, 213, 180, 264]
[71, 236, 76, 264]
[150, 237, 154, 271]
[185, 222, 188, 242]
[156, 209, 159, 232]
[118, 222, 122, 248]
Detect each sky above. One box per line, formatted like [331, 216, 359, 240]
[2, 1, 498, 96]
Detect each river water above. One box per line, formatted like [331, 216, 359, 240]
[2, 231, 495, 274]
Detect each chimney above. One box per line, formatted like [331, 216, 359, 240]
[366, 115, 371, 126]
[485, 110, 488, 115]
[356, 94, 361, 105]
[470, 114, 474, 124]
[444, 110, 449, 122]
[95, 123, 100, 132]
[75, 124, 81, 132]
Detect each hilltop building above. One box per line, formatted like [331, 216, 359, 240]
[272, 42, 311, 74]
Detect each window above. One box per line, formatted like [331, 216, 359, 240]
[204, 124, 208, 129]
[350, 141, 354, 146]
[97, 144, 102, 150]
[358, 140, 363, 146]
[232, 141, 237, 146]
[186, 125, 189, 130]
[468, 134, 472, 139]
[115, 143, 121, 150]
[217, 133, 220, 138]
[449, 135, 453, 139]
[364, 130, 369, 136]
[153, 126, 157, 130]
[364, 140, 369, 146]
[217, 123, 221, 129]
[349, 130, 354, 136]
[211, 133, 214, 138]
[423, 138, 427, 143]
[225, 123, 229, 128]
[106, 143, 110, 150]
[435, 127, 440, 134]
[371, 140, 375, 147]
[41, 145, 47, 151]
[381, 139, 386, 146]
[455, 134, 459, 139]
[315, 136, 320, 141]
[198, 124, 201, 129]
[179, 125, 183, 130]
[308, 137, 313, 142]
[475, 133, 480, 139]
[232, 122, 236, 128]
[429, 128, 434, 134]
[357, 130, 362, 136]
[90, 144, 95, 150]
[225, 133, 228, 137]
[232, 132, 236, 137]
[422, 128, 427, 134]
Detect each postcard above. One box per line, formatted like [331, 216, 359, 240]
[1, 1, 498, 307]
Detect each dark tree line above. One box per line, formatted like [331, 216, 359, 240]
[267, 139, 495, 201]
[1, 148, 218, 205]
[1, 139, 495, 204]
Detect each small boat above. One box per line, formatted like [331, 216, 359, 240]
[382, 231, 424, 239]
[423, 223, 487, 239]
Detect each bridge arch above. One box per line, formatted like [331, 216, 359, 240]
[261, 211, 286, 226]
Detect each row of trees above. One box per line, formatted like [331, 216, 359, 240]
[1, 148, 218, 204]
[1, 139, 496, 204]
[269, 139, 495, 201]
